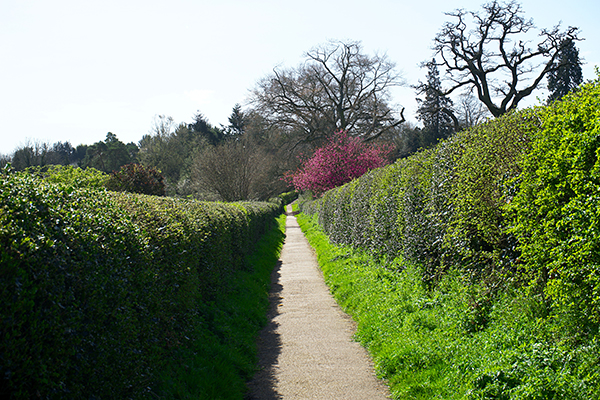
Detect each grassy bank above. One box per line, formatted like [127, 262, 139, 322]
[296, 210, 600, 399]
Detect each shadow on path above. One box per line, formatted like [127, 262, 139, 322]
[245, 259, 284, 400]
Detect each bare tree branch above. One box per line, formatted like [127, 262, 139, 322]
[432, 0, 581, 117]
[249, 40, 405, 147]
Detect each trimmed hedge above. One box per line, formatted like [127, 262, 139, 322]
[300, 73, 600, 336]
[301, 109, 540, 281]
[0, 168, 281, 399]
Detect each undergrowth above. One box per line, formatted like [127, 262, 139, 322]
[296, 212, 600, 400]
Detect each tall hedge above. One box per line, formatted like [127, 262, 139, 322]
[300, 73, 600, 335]
[301, 109, 540, 281]
[0, 169, 281, 399]
[509, 76, 600, 335]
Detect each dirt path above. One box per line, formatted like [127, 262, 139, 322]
[246, 206, 390, 399]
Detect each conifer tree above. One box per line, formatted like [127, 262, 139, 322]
[415, 60, 457, 148]
[547, 39, 583, 103]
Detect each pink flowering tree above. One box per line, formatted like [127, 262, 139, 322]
[285, 130, 394, 196]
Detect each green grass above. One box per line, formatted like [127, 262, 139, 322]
[296, 211, 600, 400]
[154, 213, 286, 399]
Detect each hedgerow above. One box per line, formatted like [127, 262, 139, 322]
[0, 167, 282, 399]
[299, 73, 600, 396]
[301, 108, 541, 284]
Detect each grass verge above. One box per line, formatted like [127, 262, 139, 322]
[154, 213, 286, 399]
[296, 211, 600, 400]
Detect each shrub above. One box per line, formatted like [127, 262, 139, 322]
[25, 164, 109, 189]
[0, 169, 280, 399]
[509, 73, 600, 337]
[285, 130, 394, 196]
[105, 163, 165, 195]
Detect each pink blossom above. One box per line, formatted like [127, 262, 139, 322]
[285, 130, 394, 196]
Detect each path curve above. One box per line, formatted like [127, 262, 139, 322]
[246, 206, 390, 399]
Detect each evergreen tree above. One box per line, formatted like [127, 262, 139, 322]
[415, 60, 457, 148]
[226, 103, 247, 137]
[547, 39, 583, 103]
[81, 133, 137, 173]
[189, 112, 224, 146]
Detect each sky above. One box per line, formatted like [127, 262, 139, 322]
[1, 0, 598, 155]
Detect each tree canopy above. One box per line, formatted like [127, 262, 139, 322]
[250, 40, 405, 147]
[415, 60, 457, 148]
[432, 0, 580, 117]
[546, 39, 583, 103]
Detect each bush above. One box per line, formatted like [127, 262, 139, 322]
[0, 169, 280, 399]
[296, 72, 600, 398]
[285, 130, 394, 196]
[25, 164, 109, 189]
[105, 163, 165, 195]
[509, 73, 600, 337]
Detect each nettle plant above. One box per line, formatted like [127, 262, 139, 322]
[286, 130, 394, 196]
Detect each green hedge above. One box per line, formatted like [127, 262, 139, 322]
[300, 73, 600, 335]
[302, 109, 540, 281]
[509, 76, 600, 335]
[0, 169, 281, 399]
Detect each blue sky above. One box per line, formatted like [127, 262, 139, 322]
[1, 0, 598, 154]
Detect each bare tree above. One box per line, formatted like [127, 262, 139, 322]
[432, 0, 580, 117]
[456, 91, 492, 128]
[193, 138, 277, 202]
[250, 40, 405, 146]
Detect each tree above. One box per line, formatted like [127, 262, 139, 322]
[192, 137, 273, 202]
[546, 39, 583, 103]
[285, 130, 394, 196]
[431, 0, 580, 117]
[11, 140, 48, 170]
[415, 60, 457, 148]
[225, 103, 247, 137]
[188, 112, 224, 146]
[138, 115, 209, 196]
[45, 141, 75, 165]
[250, 40, 405, 146]
[455, 92, 492, 128]
[81, 132, 137, 173]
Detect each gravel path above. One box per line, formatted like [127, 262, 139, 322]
[246, 206, 390, 399]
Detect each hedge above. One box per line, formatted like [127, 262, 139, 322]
[0, 168, 282, 399]
[300, 73, 600, 336]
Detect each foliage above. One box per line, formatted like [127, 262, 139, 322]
[268, 190, 299, 209]
[154, 214, 286, 399]
[24, 164, 108, 189]
[0, 169, 282, 399]
[296, 212, 600, 399]
[301, 110, 540, 281]
[508, 73, 600, 337]
[105, 163, 166, 196]
[285, 130, 394, 196]
[547, 38, 584, 103]
[298, 72, 600, 398]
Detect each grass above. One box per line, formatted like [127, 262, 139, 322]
[295, 211, 600, 400]
[154, 213, 286, 399]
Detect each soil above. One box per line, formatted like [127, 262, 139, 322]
[245, 206, 390, 399]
